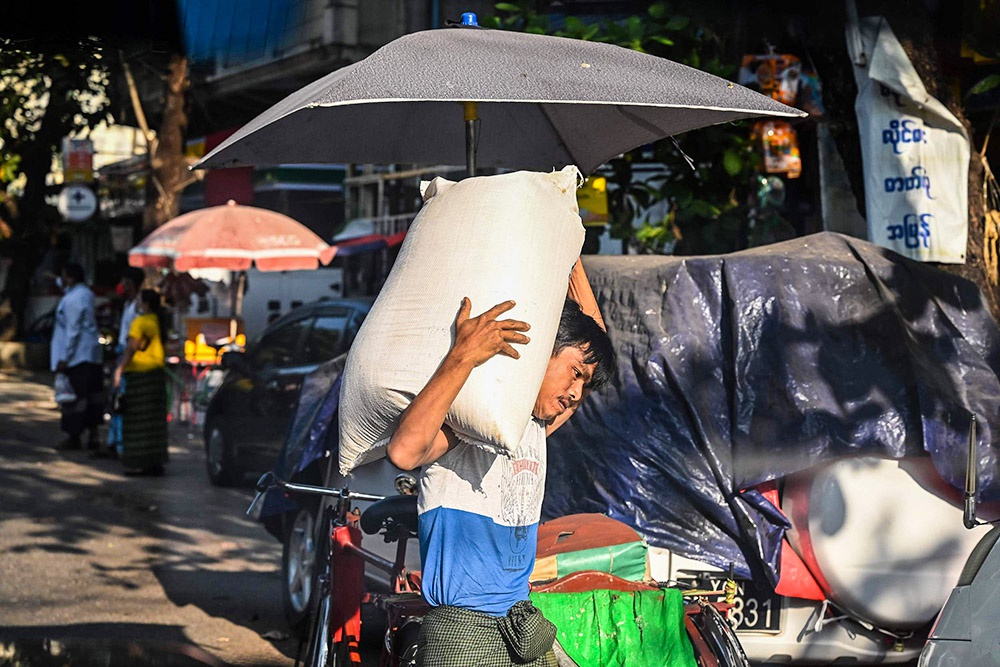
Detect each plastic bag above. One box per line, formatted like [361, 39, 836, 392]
[53, 372, 77, 405]
[109, 385, 126, 414]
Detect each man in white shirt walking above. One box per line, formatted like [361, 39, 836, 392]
[51, 262, 104, 450]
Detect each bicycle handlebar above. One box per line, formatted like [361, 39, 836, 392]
[252, 471, 386, 504]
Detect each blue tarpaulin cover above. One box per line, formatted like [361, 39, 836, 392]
[545, 232, 1000, 585]
[257, 354, 347, 527]
[267, 232, 1000, 585]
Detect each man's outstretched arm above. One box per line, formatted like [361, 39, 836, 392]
[387, 298, 530, 470]
[567, 259, 605, 332]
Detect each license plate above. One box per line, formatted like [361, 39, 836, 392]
[677, 571, 782, 633]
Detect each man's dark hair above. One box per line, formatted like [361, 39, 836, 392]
[552, 298, 616, 391]
[62, 262, 85, 283]
[141, 289, 170, 337]
[140, 288, 161, 311]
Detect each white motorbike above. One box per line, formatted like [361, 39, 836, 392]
[919, 416, 1000, 666]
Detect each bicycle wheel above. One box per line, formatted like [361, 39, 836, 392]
[303, 520, 340, 667]
[394, 620, 422, 667]
[304, 591, 356, 666]
[302, 525, 356, 667]
[687, 603, 750, 667]
[304, 588, 333, 667]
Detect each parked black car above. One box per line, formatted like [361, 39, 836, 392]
[202, 298, 371, 486]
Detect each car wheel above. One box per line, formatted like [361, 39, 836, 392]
[205, 419, 241, 486]
[283, 505, 319, 631]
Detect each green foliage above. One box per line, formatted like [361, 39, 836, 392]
[968, 73, 1000, 97]
[486, 1, 759, 255]
[959, 0, 1000, 101]
[481, 2, 552, 33]
[0, 154, 20, 185]
[0, 37, 112, 217]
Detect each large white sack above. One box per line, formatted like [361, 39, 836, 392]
[339, 166, 585, 474]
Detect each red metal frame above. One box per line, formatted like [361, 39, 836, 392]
[330, 524, 365, 666]
[325, 515, 422, 667]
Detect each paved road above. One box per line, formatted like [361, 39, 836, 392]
[0, 370, 299, 666]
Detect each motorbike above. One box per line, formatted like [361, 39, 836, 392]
[918, 416, 1000, 665]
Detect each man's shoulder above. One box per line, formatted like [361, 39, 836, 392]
[63, 285, 93, 305]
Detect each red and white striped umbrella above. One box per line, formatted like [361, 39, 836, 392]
[128, 200, 337, 272]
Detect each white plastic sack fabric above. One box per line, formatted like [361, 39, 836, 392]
[339, 166, 585, 474]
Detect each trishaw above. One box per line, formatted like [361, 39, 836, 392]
[249, 471, 748, 667]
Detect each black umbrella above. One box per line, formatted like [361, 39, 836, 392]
[196, 18, 804, 175]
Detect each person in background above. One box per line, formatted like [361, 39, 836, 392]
[113, 289, 169, 476]
[96, 266, 146, 459]
[117, 267, 145, 356]
[389, 285, 616, 667]
[50, 262, 104, 450]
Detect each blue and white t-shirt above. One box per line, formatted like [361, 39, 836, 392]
[417, 419, 546, 617]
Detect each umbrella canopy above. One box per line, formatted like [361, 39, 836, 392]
[128, 200, 337, 272]
[195, 25, 805, 175]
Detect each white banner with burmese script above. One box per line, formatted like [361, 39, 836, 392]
[847, 16, 969, 263]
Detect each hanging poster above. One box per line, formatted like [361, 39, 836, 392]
[739, 53, 826, 117]
[738, 54, 803, 106]
[846, 16, 969, 263]
[752, 120, 802, 178]
[109, 224, 134, 253]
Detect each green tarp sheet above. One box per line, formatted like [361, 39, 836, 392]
[529, 588, 697, 667]
[552, 542, 648, 582]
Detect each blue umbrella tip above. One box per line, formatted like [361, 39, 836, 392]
[460, 12, 479, 26]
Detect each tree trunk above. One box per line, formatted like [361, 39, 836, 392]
[0, 70, 72, 340]
[886, 5, 997, 319]
[143, 54, 189, 233]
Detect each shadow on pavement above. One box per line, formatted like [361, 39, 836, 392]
[1, 625, 227, 666]
[0, 371, 298, 664]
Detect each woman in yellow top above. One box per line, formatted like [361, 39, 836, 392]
[113, 289, 169, 475]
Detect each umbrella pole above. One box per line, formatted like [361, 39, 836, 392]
[464, 101, 478, 177]
[230, 270, 246, 341]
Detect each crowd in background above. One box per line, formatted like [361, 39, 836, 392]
[51, 263, 169, 476]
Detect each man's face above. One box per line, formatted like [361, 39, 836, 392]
[532, 345, 596, 423]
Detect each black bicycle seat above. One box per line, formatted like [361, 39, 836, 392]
[360, 494, 418, 536]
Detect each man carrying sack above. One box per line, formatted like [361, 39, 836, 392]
[388, 261, 615, 667]
[339, 168, 614, 665]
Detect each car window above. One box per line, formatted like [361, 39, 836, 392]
[253, 317, 311, 369]
[302, 310, 351, 364]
